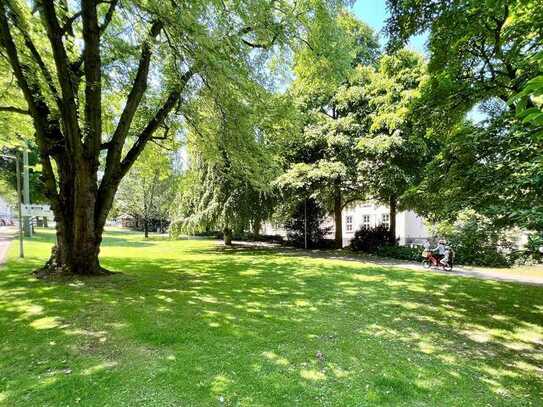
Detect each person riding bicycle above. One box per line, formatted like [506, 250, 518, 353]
[440, 245, 452, 267]
[433, 239, 447, 261]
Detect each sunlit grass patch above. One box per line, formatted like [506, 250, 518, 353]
[0, 228, 542, 406]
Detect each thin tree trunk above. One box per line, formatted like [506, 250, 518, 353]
[334, 187, 342, 249]
[253, 218, 261, 238]
[389, 194, 397, 245]
[144, 219, 149, 238]
[224, 227, 233, 246]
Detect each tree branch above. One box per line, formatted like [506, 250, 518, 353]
[109, 20, 163, 147]
[0, 1, 61, 206]
[19, 29, 61, 105]
[62, 11, 82, 36]
[100, 0, 118, 33]
[120, 69, 194, 176]
[0, 105, 29, 115]
[119, 90, 180, 176]
[239, 26, 280, 49]
[39, 0, 82, 155]
[81, 0, 102, 156]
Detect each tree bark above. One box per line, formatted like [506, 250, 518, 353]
[44, 174, 106, 275]
[224, 227, 233, 246]
[144, 218, 149, 238]
[389, 194, 397, 245]
[334, 187, 342, 249]
[253, 218, 261, 238]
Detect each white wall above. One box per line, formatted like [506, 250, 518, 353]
[0, 196, 12, 219]
[261, 201, 432, 247]
[342, 202, 431, 247]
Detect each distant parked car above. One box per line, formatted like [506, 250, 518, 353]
[0, 217, 13, 226]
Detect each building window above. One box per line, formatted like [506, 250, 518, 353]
[346, 215, 353, 232]
[381, 214, 390, 229]
[362, 215, 370, 229]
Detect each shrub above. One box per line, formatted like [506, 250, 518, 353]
[375, 245, 422, 261]
[247, 233, 284, 244]
[350, 225, 396, 252]
[437, 211, 512, 267]
[510, 234, 543, 265]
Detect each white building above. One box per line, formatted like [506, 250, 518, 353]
[341, 202, 432, 247]
[0, 196, 13, 224]
[262, 201, 432, 247]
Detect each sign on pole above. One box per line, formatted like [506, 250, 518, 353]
[22, 204, 54, 220]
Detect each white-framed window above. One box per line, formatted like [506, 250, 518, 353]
[362, 215, 371, 229]
[346, 215, 353, 232]
[381, 214, 390, 229]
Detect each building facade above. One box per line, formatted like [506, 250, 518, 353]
[341, 202, 432, 247]
[262, 201, 433, 247]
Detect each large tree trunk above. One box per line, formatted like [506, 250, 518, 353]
[224, 227, 233, 246]
[389, 194, 397, 245]
[39, 162, 109, 276]
[334, 187, 342, 249]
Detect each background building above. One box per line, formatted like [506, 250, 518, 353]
[0, 196, 13, 226]
[341, 202, 431, 247]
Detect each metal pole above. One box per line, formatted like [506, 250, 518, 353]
[304, 198, 308, 250]
[23, 146, 32, 237]
[15, 155, 24, 258]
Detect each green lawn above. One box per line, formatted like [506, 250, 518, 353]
[1, 229, 542, 406]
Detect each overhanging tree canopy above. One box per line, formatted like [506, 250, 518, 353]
[0, 0, 344, 274]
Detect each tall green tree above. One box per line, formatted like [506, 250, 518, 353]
[115, 143, 177, 238]
[354, 50, 428, 239]
[280, 12, 380, 248]
[0, 0, 343, 274]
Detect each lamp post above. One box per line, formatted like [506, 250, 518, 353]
[0, 153, 24, 258]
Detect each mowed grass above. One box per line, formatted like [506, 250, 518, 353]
[1, 229, 543, 406]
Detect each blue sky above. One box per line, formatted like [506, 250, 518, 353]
[351, 0, 428, 55]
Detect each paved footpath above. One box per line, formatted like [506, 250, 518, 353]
[231, 241, 543, 286]
[0, 226, 16, 266]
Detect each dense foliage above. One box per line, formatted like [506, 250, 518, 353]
[350, 225, 396, 252]
[276, 12, 380, 248]
[284, 198, 332, 249]
[386, 0, 543, 232]
[436, 211, 513, 267]
[114, 143, 178, 237]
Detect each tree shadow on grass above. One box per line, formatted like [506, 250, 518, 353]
[1, 239, 543, 406]
[28, 228, 155, 248]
